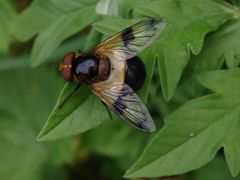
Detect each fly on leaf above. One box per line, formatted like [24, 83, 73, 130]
[59, 17, 167, 132]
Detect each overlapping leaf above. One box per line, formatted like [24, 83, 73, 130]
[37, 28, 104, 141]
[117, 0, 152, 18]
[4, 0, 240, 179]
[82, 119, 152, 159]
[175, 18, 240, 101]
[37, 84, 108, 141]
[37, 0, 235, 141]
[0, 67, 74, 180]
[96, 0, 118, 16]
[191, 20, 240, 73]
[30, 5, 97, 67]
[134, 0, 233, 100]
[125, 69, 240, 178]
[195, 156, 237, 180]
[12, 0, 97, 41]
[0, 0, 16, 53]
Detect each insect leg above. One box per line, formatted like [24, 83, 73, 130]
[58, 83, 81, 109]
[101, 100, 113, 120]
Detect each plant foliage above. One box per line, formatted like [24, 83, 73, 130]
[1, 0, 240, 179]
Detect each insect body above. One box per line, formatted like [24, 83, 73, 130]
[59, 17, 167, 132]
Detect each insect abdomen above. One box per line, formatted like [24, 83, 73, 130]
[125, 56, 146, 91]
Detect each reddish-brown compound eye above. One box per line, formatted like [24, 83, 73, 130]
[59, 52, 75, 82]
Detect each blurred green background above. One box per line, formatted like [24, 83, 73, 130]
[1, 0, 240, 179]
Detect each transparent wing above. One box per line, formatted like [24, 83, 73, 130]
[94, 17, 167, 60]
[91, 82, 156, 132]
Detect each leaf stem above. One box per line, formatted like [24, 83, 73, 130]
[214, 1, 240, 19]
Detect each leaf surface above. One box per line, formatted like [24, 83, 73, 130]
[0, 0, 16, 53]
[0, 67, 74, 180]
[135, 0, 233, 100]
[30, 5, 97, 67]
[12, 0, 97, 41]
[125, 69, 240, 178]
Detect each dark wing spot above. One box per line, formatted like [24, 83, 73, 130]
[150, 18, 156, 25]
[121, 27, 135, 47]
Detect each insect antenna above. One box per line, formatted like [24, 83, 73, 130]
[58, 83, 81, 109]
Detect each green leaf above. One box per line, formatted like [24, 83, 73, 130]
[82, 119, 152, 159]
[30, 5, 97, 67]
[0, 35, 86, 73]
[0, 56, 29, 72]
[135, 0, 233, 100]
[224, 0, 240, 7]
[93, 17, 140, 35]
[195, 156, 237, 180]
[96, 0, 118, 16]
[83, 28, 103, 51]
[222, 21, 240, 68]
[37, 83, 108, 141]
[117, 0, 152, 18]
[199, 70, 240, 177]
[226, 51, 240, 68]
[12, 0, 97, 41]
[199, 69, 240, 97]
[125, 69, 240, 178]
[190, 20, 240, 74]
[172, 18, 240, 102]
[0, 67, 74, 180]
[0, 0, 16, 53]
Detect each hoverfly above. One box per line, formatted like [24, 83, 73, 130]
[59, 17, 166, 132]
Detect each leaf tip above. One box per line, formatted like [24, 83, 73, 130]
[123, 167, 147, 179]
[123, 169, 134, 179]
[229, 169, 240, 178]
[123, 161, 144, 179]
[36, 131, 46, 142]
[36, 123, 51, 142]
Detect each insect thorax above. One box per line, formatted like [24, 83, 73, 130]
[72, 55, 99, 82]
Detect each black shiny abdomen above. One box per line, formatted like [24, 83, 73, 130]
[72, 55, 99, 80]
[125, 56, 146, 91]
